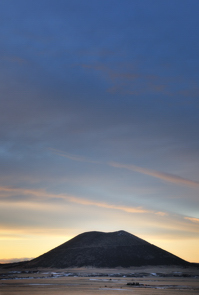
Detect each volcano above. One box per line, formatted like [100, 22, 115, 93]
[25, 230, 189, 268]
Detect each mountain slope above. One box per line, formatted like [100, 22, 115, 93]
[26, 230, 189, 268]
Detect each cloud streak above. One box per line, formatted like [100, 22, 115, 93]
[109, 162, 199, 188]
[67, 195, 150, 214]
[184, 217, 199, 223]
[0, 186, 150, 215]
[3, 185, 199, 231]
[48, 148, 99, 164]
[49, 148, 199, 189]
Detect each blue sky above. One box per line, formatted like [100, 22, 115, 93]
[0, 0, 199, 263]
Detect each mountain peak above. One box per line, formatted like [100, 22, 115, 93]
[25, 230, 189, 268]
[116, 230, 128, 235]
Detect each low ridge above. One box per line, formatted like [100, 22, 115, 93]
[25, 230, 189, 268]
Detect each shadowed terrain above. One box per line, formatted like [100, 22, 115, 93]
[23, 230, 189, 268]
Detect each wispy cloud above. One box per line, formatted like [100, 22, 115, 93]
[49, 149, 199, 188]
[1, 55, 26, 64]
[184, 217, 199, 223]
[80, 63, 178, 97]
[0, 186, 49, 198]
[67, 195, 150, 214]
[109, 162, 199, 188]
[0, 186, 151, 215]
[48, 148, 99, 164]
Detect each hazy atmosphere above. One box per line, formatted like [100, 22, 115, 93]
[0, 0, 199, 263]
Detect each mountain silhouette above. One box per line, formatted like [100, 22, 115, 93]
[25, 230, 189, 268]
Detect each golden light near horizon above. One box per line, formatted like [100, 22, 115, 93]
[1, 233, 199, 264]
[0, 230, 73, 263]
[1, 205, 199, 263]
[0, 182, 199, 263]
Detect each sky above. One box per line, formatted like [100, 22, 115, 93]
[0, 0, 199, 264]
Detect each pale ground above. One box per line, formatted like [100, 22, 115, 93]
[0, 266, 198, 295]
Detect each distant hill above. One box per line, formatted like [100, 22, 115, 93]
[24, 230, 189, 268]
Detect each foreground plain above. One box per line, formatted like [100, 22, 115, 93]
[0, 266, 199, 295]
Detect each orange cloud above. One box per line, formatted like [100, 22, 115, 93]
[66, 195, 150, 214]
[109, 162, 199, 188]
[0, 186, 48, 198]
[0, 186, 151, 215]
[184, 217, 199, 223]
